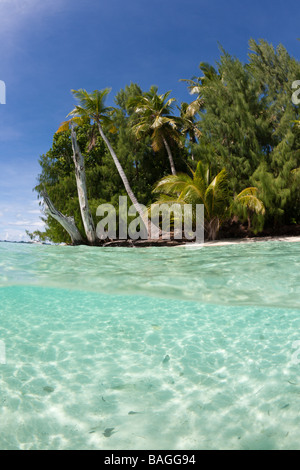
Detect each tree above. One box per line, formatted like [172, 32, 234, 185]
[248, 40, 300, 225]
[153, 161, 230, 240]
[153, 161, 265, 240]
[185, 55, 264, 192]
[56, 117, 96, 244]
[232, 187, 265, 230]
[32, 122, 112, 244]
[112, 83, 166, 204]
[128, 85, 181, 175]
[41, 188, 84, 244]
[182, 41, 300, 227]
[178, 101, 202, 161]
[68, 88, 154, 235]
[30, 40, 300, 244]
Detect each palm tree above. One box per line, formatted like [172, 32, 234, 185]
[128, 86, 181, 175]
[67, 88, 153, 236]
[232, 188, 265, 230]
[153, 161, 265, 240]
[178, 102, 202, 160]
[179, 63, 220, 143]
[180, 62, 220, 94]
[153, 161, 230, 240]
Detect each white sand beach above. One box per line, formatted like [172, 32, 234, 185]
[183, 235, 300, 248]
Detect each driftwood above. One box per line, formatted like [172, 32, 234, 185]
[70, 126, 96, 244]
[41, 189, 83, 245]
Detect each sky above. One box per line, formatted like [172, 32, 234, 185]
[0, 0, 299, 241]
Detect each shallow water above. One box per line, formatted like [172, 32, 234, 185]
[0, 241, 300, 449]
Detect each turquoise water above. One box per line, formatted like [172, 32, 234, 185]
[1, 240, 300, 449]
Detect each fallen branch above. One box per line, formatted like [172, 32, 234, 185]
[41, 189, 84, 245]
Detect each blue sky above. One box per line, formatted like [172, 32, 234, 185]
[0, 0, 299, 241]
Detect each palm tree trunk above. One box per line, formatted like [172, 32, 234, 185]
[41, 189, 84, 245]
[97, 122, 157, 238]
[189, 135, 195, 161]
[247, 211, 252, 231]
[70, 126, 96, 244]
[162, 136, 177, 175]
[207, 217, 220, 241]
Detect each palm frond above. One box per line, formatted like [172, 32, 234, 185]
[56, 120, 72, 134]
[69, 89, 113, 123]
[234, 187, 265, 215]
[153, 174, 193, 195]
[56, 116, 86, 133]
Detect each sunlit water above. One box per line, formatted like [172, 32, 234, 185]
[1, 240, 300, 450]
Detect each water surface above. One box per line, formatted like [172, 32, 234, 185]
[0, 241, 300, 449]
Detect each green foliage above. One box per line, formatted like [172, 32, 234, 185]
[248, 40, 300, 224]
[128, 85, 184, 173]
[153, 161, 265, 239]
[153, 161, 231, 240]
[31, 39, 300, 243]
[32, 124, 119, 243]
[231, 187, 266, 232]
[182, 39, 300, 226]
[111, 84, 175, 203]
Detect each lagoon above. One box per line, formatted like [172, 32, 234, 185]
[0, 240, 300, 449]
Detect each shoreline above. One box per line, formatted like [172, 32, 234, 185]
[2, 234, 300, 248]
[183, 235, 300, 248]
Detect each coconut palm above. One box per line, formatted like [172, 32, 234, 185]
[180, 62, 220, 132]
[180, 62, 220, 93]
[153, 161, 265, 240]
[178, 101, 202, 161]
[153, 161, 230, 240]
[179, 102, 202, 143]
[232, 187, 265, 230]
[66, 88, 152, 235]
[128, 86, 181, 175]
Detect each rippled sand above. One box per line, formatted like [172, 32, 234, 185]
[0, 241, 300, 449]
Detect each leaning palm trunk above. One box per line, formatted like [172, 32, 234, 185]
[70, 126, 96, 244]
[247, 209, 253, 231]
[41, 189, 84, 245]
[97, 122, 157, 237]
[162, 136, 177, 175]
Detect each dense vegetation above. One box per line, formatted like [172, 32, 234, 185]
[30, 39, 300, 244]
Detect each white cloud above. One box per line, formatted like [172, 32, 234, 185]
[8, 220, 31, 226]
[6, 219, 44, 227]
[2, 228, 31, 242]
[27, 209, 42, 214]
[0, 155, 45, 240]
[0, 201, 45, 241]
